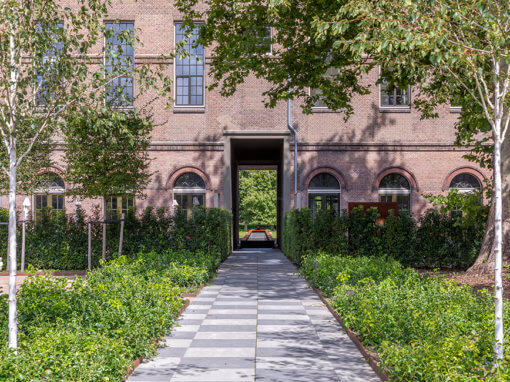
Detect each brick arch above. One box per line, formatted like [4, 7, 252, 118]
[166, 166, 212, 191]
[34, 166, 67, 189]
[303, 167, 347, 191]
[372, 167, 419, 192]
[442, 167, 486, 191]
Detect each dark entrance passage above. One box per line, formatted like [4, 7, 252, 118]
[230, 138, 284, 249]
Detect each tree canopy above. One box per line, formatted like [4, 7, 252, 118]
[239, 170, 277, 227]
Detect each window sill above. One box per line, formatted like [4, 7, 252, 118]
[311, 107, 341, 114]
[173, 107, 206, 114]
[379, 107, 411, 113]
[450, 107, 462, 114]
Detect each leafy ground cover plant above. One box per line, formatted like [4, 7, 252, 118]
[300, 252, 509, 380]
[0, 247, 222, 381]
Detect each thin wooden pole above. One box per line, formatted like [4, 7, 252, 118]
[20, 221, 26, 272]
[87, 222, 92, 271]
[102, 197, 106, 260]
[118, 213, 125, 257]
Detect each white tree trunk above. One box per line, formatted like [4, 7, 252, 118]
[7, 31, 18, 351]
[493, 129, 504, 362]
[7, 148, 17, 350]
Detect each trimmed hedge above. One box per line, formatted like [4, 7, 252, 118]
[301, 253, 510, 381]
[0, 247, 223, 380]
[0, 207, 232, 271]
[283, 206, 482, 269]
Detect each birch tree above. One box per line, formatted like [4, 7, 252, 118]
[0, 0, 171, 350]
[316, 0, 509, 364]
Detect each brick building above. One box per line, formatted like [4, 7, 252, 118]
[4, 0, 488, 246]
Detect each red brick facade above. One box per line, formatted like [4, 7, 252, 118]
[3, 0, 489, 221]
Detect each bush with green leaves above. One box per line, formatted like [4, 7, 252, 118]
[300, 253, 509, 380]
[0, 206, 231, 271]
[0, 246, 222, 381]
[283, 205, 484, 269]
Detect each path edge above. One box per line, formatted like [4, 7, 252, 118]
[310, 285, 389, 381]
[124, 284, 205, 380]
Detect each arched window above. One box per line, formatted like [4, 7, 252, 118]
[449, 173, 482, 218]
[173, 172, 206, 216]
[308, 173, 341, 215]
[378, 173, 411, 212]
[34, 172, 65, 219]
[449, 173, 481, 193]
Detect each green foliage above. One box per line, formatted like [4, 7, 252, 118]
[172, 207, 232, 262]
[348, 206, 380, 256]
[0, 207, 231, 271]
[239, 170, 277, 227]
[175, 0, 369, 115]
[301, 253, 510, 380]
[283, 205, 484, 269]
[64, 107, 153, 201]
[0, 241, 224, 380]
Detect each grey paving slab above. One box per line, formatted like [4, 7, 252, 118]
[129, 249, 380, 382]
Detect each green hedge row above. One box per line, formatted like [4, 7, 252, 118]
[0, 247, 224, 380]
[283, 207, 483, 269]
[301, 253, 510, 381]
[0, 207, 232, 270]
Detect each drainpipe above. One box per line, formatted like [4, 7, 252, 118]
[287, 98, 298, 206]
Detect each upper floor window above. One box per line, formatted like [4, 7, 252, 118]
[380, 79, 410, 107]
[34, 173, 65, 220]
[308, 173, 341, 215]
[175, 23, 204, 106]
[36, 22, 64, 106]
[378, 173, 411, 213]
[258, 26, 272, 55]
[105, 21, 134, 107]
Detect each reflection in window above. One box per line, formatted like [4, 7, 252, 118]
[34, 173, 65, 220]
[173, 172, 206, 217]
[175, 23, 204, 106]
[311, 65, 341, 108]
[378, 173, 411, 212]
[308, 173, 341, 215]
[105, 21, 134, 107]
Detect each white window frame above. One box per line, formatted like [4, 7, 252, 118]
[174, 22, 205, 109]
[103, 20, 135, 109]
[378, 66, 411, 110]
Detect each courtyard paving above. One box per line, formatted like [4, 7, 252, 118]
[129, 248, 381, 382]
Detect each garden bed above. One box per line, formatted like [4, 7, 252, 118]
[297, 252, 510, 381]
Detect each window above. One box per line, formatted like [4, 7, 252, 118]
[106, 196, 134, 219]
[379, 173, 411, 213]
[257, 26, 272, 55]
[173, 172, 206, 217]
[36, 22, 64, 106]
[311, 62, 341, 109]
[449, 173, 481, 218]
[175, 23, 204, 106]
[34, 173, 65, 220]
[105, 21, 134, 107]
[308, 173, 341, 215]
[380, 79, 410, 107]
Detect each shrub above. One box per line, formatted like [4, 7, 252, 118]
[0, 246, 221, 381]
[0, 207, 231, 271]
[283, 206, 484, 270]
[300, 253, 510, 380]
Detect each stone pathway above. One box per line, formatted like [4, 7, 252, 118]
[129, 249, 380, 382]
